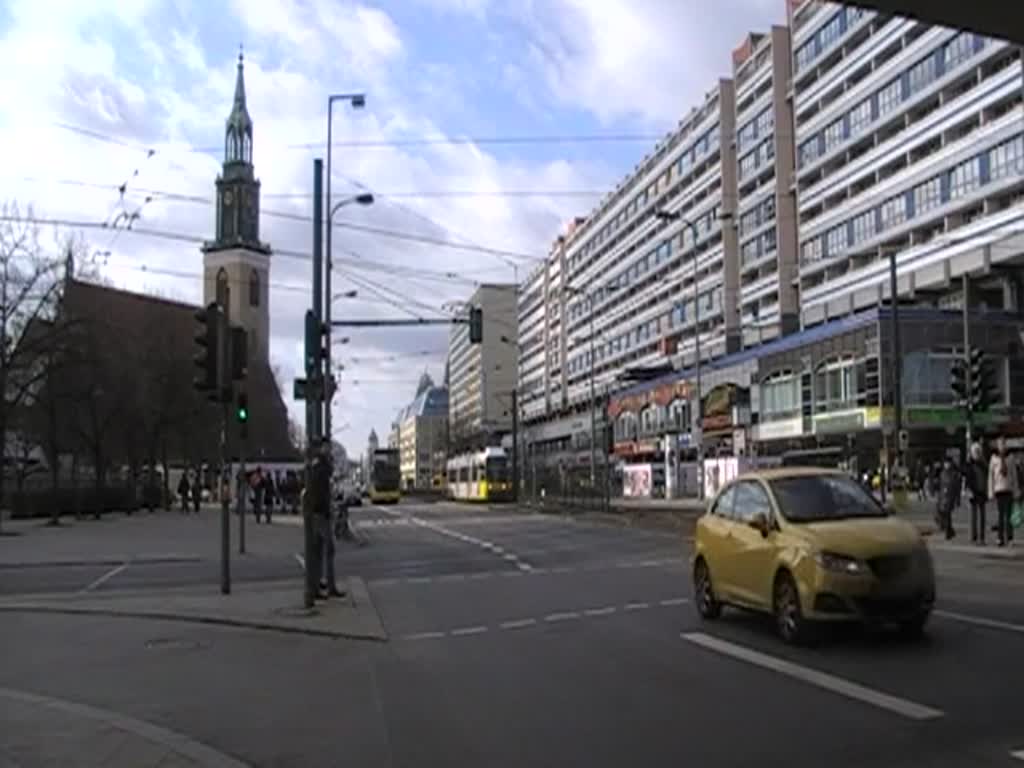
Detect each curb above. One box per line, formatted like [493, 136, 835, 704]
[1, 686, 251, 768]
[0, 603, 390, 642]
[0, 555, 203, 570]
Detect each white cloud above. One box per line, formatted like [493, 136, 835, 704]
[503, 0, 784, 126]
[0, 0, 601, 457]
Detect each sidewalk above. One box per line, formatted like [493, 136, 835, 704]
[0, 576, 387, 642]
[1, 686, 248, 767]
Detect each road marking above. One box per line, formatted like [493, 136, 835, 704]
[467, 572, 491, 581]
[408, 577, 432, 584]
[450, 625, 488, 636]
[681, 632, 944, 721]
[623, 602, 651, 611]
[405, 631, 445, 641]
[660, 598, 689, 607]
[935, 609, 1024, 635]
[438, 573, 466, 582]
[293, 553, 305, 571]
[500, 618, 537, 630]
[544, 611, 581, 622]
[401, 514, 538, 573]
[583, 606, 617, 617]
[80, 562, 129, 593]
[1010, 749, 1024, 761]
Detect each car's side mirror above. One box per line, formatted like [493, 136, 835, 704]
[749, 513, 771, 537]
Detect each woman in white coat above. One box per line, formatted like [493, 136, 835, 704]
[988, 437, 1016, 547]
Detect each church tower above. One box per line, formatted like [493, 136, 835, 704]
[202, 49, 272, 362]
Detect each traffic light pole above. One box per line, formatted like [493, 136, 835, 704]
[962, 273, 974, 455]
[216, 303, 231, 595]
[238, 428, 246, 556]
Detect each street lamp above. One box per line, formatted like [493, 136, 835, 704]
[655, 208, 732, 500]
[324, 83, 373, 444]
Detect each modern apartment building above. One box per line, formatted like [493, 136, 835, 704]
[518, 0, 1024, 499]
[447, 284, 519, 452]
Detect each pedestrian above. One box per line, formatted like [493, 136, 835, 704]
[314, 441, 343, 598]
[191, 471, 202, 514]
[177, 473, 190, 514]
[251, 467, 263, 524]
[937, 457, 959, 541]
[988, 437, 1017, 547]
[964, 441, 988, 544]
[262, 471, 275, 524]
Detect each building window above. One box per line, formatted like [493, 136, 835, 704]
[818, 11, 844, 52]
[739, 209, 759, 237]
[878, 78, 902, 117]
[795, 40, 816, 73]
[989, 136, 1024, 181]
[741, 238, 760, 265]
[880, 194, 908, 229]
[848, 98, 872, 138]
[850, 210, 876, 245]
[913, 176, 943, 215]
[739, 152, 758, 180]
[814, 357, 865, 413]
[801, 237, 823, 265]
[762, 195, 775, 221]
[908, 53, 938, 95]
[948, 157, 981, 199]
[215, 268, 229, 307]
[799, 136, 822, 166]
[760, 372, 799, 422]
[249, 269, 260, 307]
[763, 227, 777, 254]
[826, 225, 848, 257]
[944, 32, 975, 71]
[823, 118, 845, 153]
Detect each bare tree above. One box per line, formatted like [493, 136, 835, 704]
[0, 203, 71, 531]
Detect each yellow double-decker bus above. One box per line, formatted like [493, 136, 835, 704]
[369, 448, 401, 504]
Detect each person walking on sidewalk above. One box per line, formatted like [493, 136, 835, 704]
[988, 436, 1017, 547]
[965, 441, 988, 544]
[190, 472, 202, 514]
[177, 474, 190, 514]
[937, 458, 960, 541]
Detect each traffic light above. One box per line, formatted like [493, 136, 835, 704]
[950, 358, 968, 406]
[304, 309, 323, 377]
[193, 303, 221, 394]
[969, 347, 999, 413]
[231, 327, 248, 381]
[236, 391, 249, 423]
[469, 307, 483, 344]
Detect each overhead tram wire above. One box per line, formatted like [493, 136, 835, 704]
[0, 213, 487, 286]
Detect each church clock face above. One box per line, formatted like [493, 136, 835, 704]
[223, 189, 234, 206]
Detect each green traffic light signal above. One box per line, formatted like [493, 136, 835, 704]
[236, 392, 249, 423]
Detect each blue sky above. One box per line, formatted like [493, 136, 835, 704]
[0, 0, 783, 457]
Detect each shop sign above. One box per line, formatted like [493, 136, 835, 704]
[814, 410, 865, 435]
[702, 384, 739, 432]
[756, 417, 804, 441]
[608, 379, 692, 420]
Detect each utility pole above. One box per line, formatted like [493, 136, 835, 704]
[237, 392, 248, 555]
[962, 273, 973, 455]
[303, 158, 324, 610]
[511, 389, 519, 502]
[888, 248, 904, 485]
[217, 291, 231, 596]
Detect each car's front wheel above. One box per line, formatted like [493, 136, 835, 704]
[773, 572, 812, 645]
[693, 558, 722, 619]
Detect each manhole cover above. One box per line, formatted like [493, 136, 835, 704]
[145, 637, 205, 651]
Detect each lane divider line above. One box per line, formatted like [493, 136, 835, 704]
[681, 632, 944, 721]
[79, 561, 130, 593]
[1009, 749, 1024, 761]
[935, 609, 1024, 635]
[398, 597, 685, 641]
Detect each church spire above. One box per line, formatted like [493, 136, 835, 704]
[225, 46, 253, 165]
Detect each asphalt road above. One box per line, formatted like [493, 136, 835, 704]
[2, 500, 1023, 767]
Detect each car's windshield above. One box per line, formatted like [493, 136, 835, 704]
[769, 475, 887, 523]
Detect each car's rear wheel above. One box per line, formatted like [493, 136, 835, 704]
[773, 573, 811, 645]
[694, 559, 722, 619]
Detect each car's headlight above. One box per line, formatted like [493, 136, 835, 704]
[814, 551, 868, 575]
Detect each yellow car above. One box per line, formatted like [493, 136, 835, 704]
[692, 467, 935, 644]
